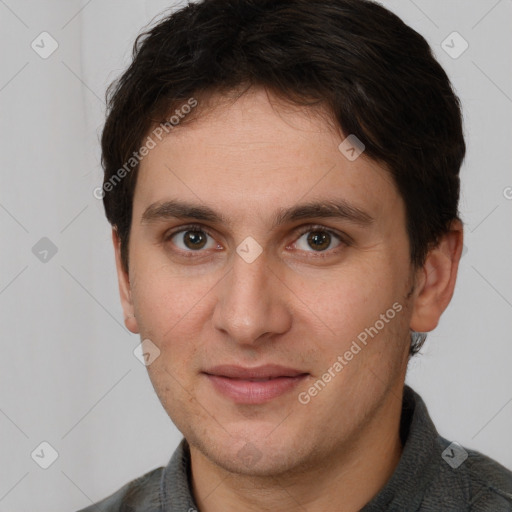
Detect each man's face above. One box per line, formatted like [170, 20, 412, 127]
[120, 88, 415, 476]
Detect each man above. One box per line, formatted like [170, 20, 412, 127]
[81, 0, 512, 510]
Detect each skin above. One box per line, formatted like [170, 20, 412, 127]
[113, 87, 463, 512]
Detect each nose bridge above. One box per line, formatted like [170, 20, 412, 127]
[212, 249, 289, 343]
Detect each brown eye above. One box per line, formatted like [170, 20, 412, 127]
[167, 227, 217, 252]
[306, 231, 331, 251]
[293, 227, 344, 254]
[183, 230, 208, 250]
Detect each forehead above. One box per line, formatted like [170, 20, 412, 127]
[133, 88, 400, 224]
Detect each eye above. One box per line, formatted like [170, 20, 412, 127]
[165, 224, 219, 252]
[164, 223, 348, 257]
[292, 226, 345, 254]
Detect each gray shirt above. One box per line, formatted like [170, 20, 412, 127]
[77, 385, 512, 511]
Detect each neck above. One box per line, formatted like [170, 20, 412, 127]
[190, 386, 404, 512]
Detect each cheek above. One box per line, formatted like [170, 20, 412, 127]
[299, 264, 400, 334]
[130, 256, 214, 338]
[303, 269, 409, 374]
[129, 265, 225, 388]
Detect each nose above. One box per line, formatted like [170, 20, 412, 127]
[212, 249, 292, 347]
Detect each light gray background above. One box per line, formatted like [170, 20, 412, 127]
[0, 1, 511, 511]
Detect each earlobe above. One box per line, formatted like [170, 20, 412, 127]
[112, 229, 140, 334]
[410, 220, 464, 333]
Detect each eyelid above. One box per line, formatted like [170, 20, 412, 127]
[164, 223, 220, 252]
[293, 223, 351, 245]
[164, 223, 214, 241]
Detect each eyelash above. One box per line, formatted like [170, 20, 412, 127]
[164, 223, 349, 258]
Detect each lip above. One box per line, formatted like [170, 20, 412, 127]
[204, 364, 307, 379]
[203, 365, 309, 404]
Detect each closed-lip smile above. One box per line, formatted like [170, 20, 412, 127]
[203, 364, 309, 404]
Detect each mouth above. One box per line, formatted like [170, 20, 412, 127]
[203, 364, 309, 404]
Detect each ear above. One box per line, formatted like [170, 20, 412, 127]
[410, 219, 464, 332]
[112, 228, 139, 334]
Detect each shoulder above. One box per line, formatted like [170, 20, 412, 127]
[75, 437, 195, 512]
[393, 386, 512, 511]
[461, 446, 512, 510]
[424, 436, 512, 511]
[76, 466, 164, 512]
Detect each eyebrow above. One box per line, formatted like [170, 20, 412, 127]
[140, 199, 374, 228]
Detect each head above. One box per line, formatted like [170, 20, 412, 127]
[101, 0, 464, 477]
